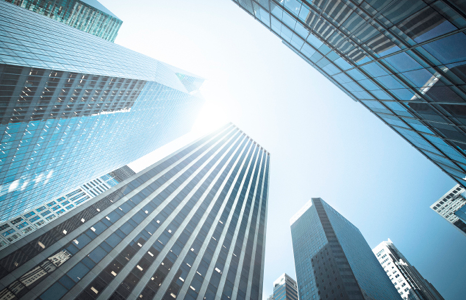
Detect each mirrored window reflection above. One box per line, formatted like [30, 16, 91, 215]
[361, 62, 389, 77]
[397, 6, 456, 44]
[422, 33, 466, 64]
[383, 52, 423, 73]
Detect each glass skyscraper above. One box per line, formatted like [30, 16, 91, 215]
[0, 1, 204, 221]
[290, 198, 400, 300]
[233, 0, 466, 188]
[0, 124, 269, 300]
[0, 166, 135, 250]
[3, 0, 122, 42]
[269, 273, 299, 300]
[373, 239, 444, 300]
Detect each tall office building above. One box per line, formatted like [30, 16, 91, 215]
[233, 0, 466, 188]
[430, 184, 466, 235]
[269, 273, 299, 300]
[0, 166, 135, 250]
[3, 0, 122, 42]
[373, 239, 444, 300]
[0, 124, 270, 300]
[0, 2, 204, 221]
[290, 198, 400, 300]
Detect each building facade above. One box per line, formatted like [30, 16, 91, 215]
[0, 124, 270, 300]
[233, 0, 466, 188]
[430, 184, 466, 235]
[373, 239, 444, 300]
[3, 0, 122, 42]
[290, 198, 400, 300]
[0, 166, 135, 250]
[0, 1, 204, 221]
[269, 273, 299, 300]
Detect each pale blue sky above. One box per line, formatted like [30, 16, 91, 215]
[101, 0, 466, 299]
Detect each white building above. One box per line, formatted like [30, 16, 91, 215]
[373, 239, 444, 300]
[430, 184, 466, 236]
[270, 273, 298, 300]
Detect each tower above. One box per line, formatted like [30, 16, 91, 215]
[290, 198, 400, 300]
[0, 124, 270, 300]
[0, 1, 204, 220]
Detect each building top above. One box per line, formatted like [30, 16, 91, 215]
[273, 273, 297, 288]
[80, 0, 120, 19]
[373, 238, 394, 254]
[0, 1, 204, 93]
[430, 184, 466, 223]
[289, 198, 314, 225]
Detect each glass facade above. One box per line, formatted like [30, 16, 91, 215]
[3, 0, 122, 42]
[0, 124, 270, 300]
[373, 239, 444, 300]
[290, 198, 400, 300]
[270, 273, 299, 300]
[0, 1, 204, 221]
[233, 0, 466, 188]
[0, 166, 135, 250]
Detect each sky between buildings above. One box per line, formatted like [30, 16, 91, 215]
[99, 0, 466, 299]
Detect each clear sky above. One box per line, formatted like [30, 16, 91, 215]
[100, 0, 466, 299]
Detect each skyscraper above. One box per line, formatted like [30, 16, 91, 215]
[0, 166, 135, 250]
[0, 2, 204, 221]
[269, 273, 299, 300]
[373, 239, 444, 300]
[3, 0, 122, 42]
[232, 0, 466, 188]
[290, 198, 400, 300]
[0, 124, 270, 300]
[430, 184, 466, 235]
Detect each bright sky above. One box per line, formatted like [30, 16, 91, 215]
[101, 0, 466, 299]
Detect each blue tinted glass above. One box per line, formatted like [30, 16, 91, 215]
[422, 33, 466, 64]
[284, 0, 302, 16]
[347, 69, 368, 80]
[371, 89, 393, 100]
[375, 75, 405, 89]
[67, 262, 90, 282]
[414, 20, 456, 43]
[39, 282, 68, 300]
[322, 63, 340, 75]
[391, 88, 416, 100]
[317, 44, 331, 55]
[334, 57, 352, 70]
[294, 22, 309, 38]
[383, 52, 423, 72]
[358, 79, 378, 90]
[400, 69, 433, 87]
[353, 91, 374, 99]
[377, 45, 400, 57]
[301, 43, 316, 59]
[282, 10, 297, 28]
[333, 73, 352, 83]
[361, 62, 389, 77]
[307, 34, 323, 48]
[298, 3, 310, 22]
